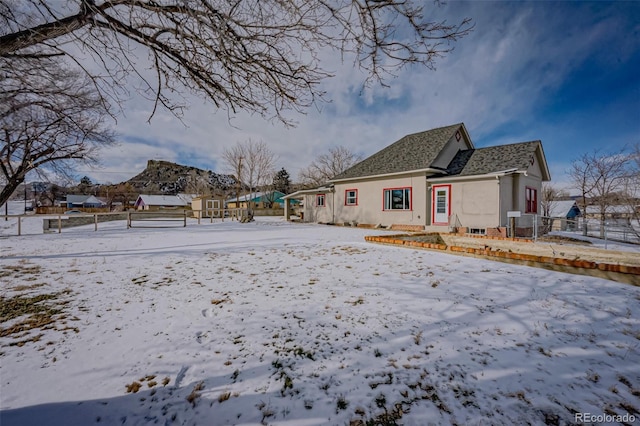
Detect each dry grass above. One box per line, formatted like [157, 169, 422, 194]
[186, 381, 205, 407]
[0, 290, 73, 341]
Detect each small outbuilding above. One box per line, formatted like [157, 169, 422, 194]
[191, 195, 226, 218]
[547, 200, 581, 231]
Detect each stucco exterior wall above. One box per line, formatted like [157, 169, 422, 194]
[327, 173, 428, 227]
[445, 179, 500, 228]
[499, 174, 515, 226]
[302, 192, 334, 223]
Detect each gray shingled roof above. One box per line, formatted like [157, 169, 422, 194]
[331, 123, 462, 181]
[443, 141, 542, 177]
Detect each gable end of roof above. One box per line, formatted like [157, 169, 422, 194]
[330, 123, 465, 181]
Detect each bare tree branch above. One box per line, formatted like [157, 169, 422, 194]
[0, 55, 115, 206]
[299, 145, 362, 187]
[0, 0, 473, 122]
[223, 139, 276, 212]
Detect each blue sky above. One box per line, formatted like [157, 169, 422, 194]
[78, 1, 639, 191]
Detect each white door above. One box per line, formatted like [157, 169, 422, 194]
[433, 185, 450, 225]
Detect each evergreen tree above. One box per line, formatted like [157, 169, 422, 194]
[273, 168, 291, 194]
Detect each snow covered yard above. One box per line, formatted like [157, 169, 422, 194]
[1, 217, 639, 425]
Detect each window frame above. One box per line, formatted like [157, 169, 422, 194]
[345, 189, 358, 206]
[525, 186, 537, 213]
[316, 194, 326, 207]
[383, 187, 412, 211]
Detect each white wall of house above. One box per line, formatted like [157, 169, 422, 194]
[431, 178, 500, 229]
[499, 174, 515, 226]
[328, 172, 428, 227]
[302, 192, 334, 223]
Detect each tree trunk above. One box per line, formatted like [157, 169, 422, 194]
[0, 179, 23, 210]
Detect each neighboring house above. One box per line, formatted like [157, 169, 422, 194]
[134, 194, 195, 210]
[283, 123, 551, 236]
[584, 205, 635, 225]
[547, 200, 581, 231]
[65, 195, 105, 208]
[227, 191, 298, 209]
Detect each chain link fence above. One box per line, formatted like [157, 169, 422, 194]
[578, 219, 640, 244]
[507, 214, 639, 244]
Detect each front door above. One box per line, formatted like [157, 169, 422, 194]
[432, 185, 451, 225]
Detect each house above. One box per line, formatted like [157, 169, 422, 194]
[134, 194, 195, 211]
[283, 123, 550, 236]
[226, 191, 298, 209]
[547, 200, 581, 231]
[65, 195, 105, 209]
[584, 205, 635, 225]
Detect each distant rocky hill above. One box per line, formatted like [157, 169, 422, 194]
[124, 160, 238, 195]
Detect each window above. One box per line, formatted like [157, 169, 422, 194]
[316, 194, 326, 207]
[345, 189, 358, 206]
[383, 188, 411, 210]
[436, 190, 447, 214]
[525, 187, 537, 213]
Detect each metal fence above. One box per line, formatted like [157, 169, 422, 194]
[579, 219, 640, 245]
[507, 214, 640, 244]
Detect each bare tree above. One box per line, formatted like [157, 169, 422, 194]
[540, 183, 560, 234]
[541, 183, 560, 217]
[620, 143, 640, 235]
[569, 148, 634, 238]
[0, 1, 472, 123]
[0, 56, 115, 207]
[223, 139, 276, 213]
[222, 143, 247, 206]
[299, 146, 363, 188]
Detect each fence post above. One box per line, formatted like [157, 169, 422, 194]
[58, 215, 62, 233]
[127, 212, 131, 228]
[183, 210, 186, 227]
[94, 214, 98, 231]
[17, 216, 21, 236]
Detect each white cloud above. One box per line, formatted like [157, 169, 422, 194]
[73, 1, 637, 189]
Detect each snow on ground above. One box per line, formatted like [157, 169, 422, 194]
[1, 217, 639, 425]
[549, 230, 640, 253]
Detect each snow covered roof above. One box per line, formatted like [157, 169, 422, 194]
[282, 187, 333, 199]
[135, 194, 195, 207]
[66, 195, 105, 206]
[548, 200, 579, 218]
[585, 205, 635, 215]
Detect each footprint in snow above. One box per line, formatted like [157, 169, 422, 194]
[196, 331, 208, 343]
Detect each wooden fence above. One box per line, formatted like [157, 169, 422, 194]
[2, 208, 252, 236]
